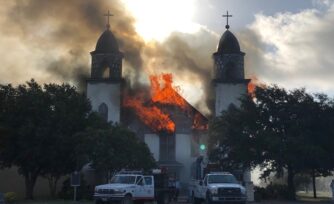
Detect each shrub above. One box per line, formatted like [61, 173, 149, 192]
[254, 184, 290, 200]
[254, 186, 266, 201]
[58, 175, 94, 200]
[4, 192, 18, 204]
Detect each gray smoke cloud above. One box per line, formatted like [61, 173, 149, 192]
[0, 0, 219, 115]
[2, 1, 334, 116]
[0, 0, 144, 89]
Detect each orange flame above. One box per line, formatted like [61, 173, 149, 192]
[247, 76, 258, 96]
[123, 73, 207, 133]
[150, 74, 187, 110]
[192, 112, 209, 130]
[123, 95, 175, 133]
[248, 76, 266, 97]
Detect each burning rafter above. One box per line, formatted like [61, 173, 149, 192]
[123, 73, 208, 134]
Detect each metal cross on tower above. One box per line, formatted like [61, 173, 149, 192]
[222, 11, 232, 29]
[104, 10, 113, 29]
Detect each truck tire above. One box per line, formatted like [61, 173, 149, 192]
[135, 201, 144, 204]
[95, 200, 104, 204]
[205, 193, 212, 204]
[156, 191, 168, 204]
[122, 194, 133, 204]
[195, 197, 201, 204]
[191, 193, 201, 204]
[163, 193, 169, 204]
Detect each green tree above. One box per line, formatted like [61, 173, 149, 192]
[78, 124, 156, 182]
[209, 85, 334, 200]
[0, 80, 51, 199]
[0, 80, 92, 199]
[39, 83, 93, 198]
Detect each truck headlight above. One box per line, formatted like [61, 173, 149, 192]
[210, 188, 218, 195]
[114, 189, 126, 194]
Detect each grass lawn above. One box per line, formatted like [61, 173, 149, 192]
[297, 191, 332, 203]
[17, 200, 94, 204]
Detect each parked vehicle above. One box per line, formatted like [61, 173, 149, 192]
[189, 172, 247, 204]
[94, 169, 169, 204]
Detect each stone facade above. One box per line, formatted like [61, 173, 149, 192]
[213, 52, 245, 81]
[90, 52, 123, 79]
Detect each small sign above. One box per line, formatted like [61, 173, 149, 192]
[71, 171, 81, 187]
[0, 192, 5, 204]
[152, 169, 161, 174]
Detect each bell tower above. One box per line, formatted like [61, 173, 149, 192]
[213, 11, 250, 116]
[212, 12, 254, 201]
[86, 11, 123, 123]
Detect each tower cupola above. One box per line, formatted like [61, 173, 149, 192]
[90, 10, 123, 80]
[213, 12, 245, 82]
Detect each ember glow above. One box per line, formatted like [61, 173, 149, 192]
[248, 76, 260, 96]
[248, 76, 266, 97]
[123, 73, 208, 133]
[192, 112, 208, 130]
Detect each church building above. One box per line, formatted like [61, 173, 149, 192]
[86, 12, 252, 193]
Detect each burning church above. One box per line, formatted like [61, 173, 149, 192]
[86, 13, 251, 186]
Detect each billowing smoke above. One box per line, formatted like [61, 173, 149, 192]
[0, 0, 218, 115]
[3, 1, 334, 117]
[0, 0, 144, 89]
[141, 30, 218, 115]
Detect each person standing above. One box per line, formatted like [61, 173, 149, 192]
[168, 177, 176, 202]
[175, 179, 180, 201]
[331, 180, 334, 201]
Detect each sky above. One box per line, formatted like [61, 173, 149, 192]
[0, 0, 334, 115]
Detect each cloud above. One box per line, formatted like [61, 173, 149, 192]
[239, 2, 334, 94]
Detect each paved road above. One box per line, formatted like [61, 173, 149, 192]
[176, 201, 333, 204]
[175, 196, 333, 204]
[255, 202, 332, 204]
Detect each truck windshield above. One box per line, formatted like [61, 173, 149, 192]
[110, 175, 136, 184]
[208, 175, 238, 184]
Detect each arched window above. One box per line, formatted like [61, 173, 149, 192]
[98, 103, 108, 121]
[224, 62, 237, 80]
[102, 66, 110, 78]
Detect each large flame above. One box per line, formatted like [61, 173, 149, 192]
[150, 74, 187, 110]
[123, 73, 207, 133]
[123, 95, 175, 133]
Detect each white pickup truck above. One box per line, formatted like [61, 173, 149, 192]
[189, 172, 247, 204]
[94, 171, 169, 204]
